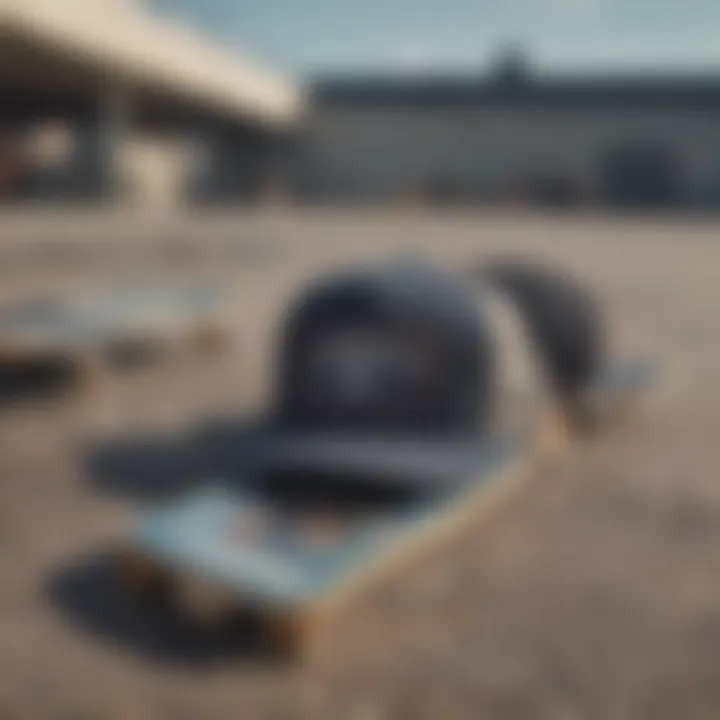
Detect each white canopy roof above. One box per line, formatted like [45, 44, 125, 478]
[0, 0, 302, 127]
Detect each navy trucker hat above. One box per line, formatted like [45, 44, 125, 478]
[246, 263, 503, 489]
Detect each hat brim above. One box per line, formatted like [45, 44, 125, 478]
[244, 427, 524, 492]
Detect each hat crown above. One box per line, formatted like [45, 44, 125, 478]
[277, 264, 495, 435]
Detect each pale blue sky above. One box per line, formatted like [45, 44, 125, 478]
[148, 0, 720, 77]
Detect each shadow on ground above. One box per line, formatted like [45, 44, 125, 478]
[45, 551, 286, 669]
[0, 363, 77, 406]
[0, 351, 164, 408]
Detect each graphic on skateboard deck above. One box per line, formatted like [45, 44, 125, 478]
[133, 437, 520, 610]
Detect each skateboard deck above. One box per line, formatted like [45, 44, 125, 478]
[132, 436, 523, 606]
[0, 283, 228, 369]
[121, 359, 655, 653]
[574, 359, 656, 427]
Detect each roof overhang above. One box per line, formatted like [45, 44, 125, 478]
[0, 0, 304, 129]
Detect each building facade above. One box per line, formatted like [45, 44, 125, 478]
[297, 70, 720, 209]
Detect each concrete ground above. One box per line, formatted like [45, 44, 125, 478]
[0, 210, 719, 719]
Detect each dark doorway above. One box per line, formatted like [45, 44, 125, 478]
[602, 145, 681, 208]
